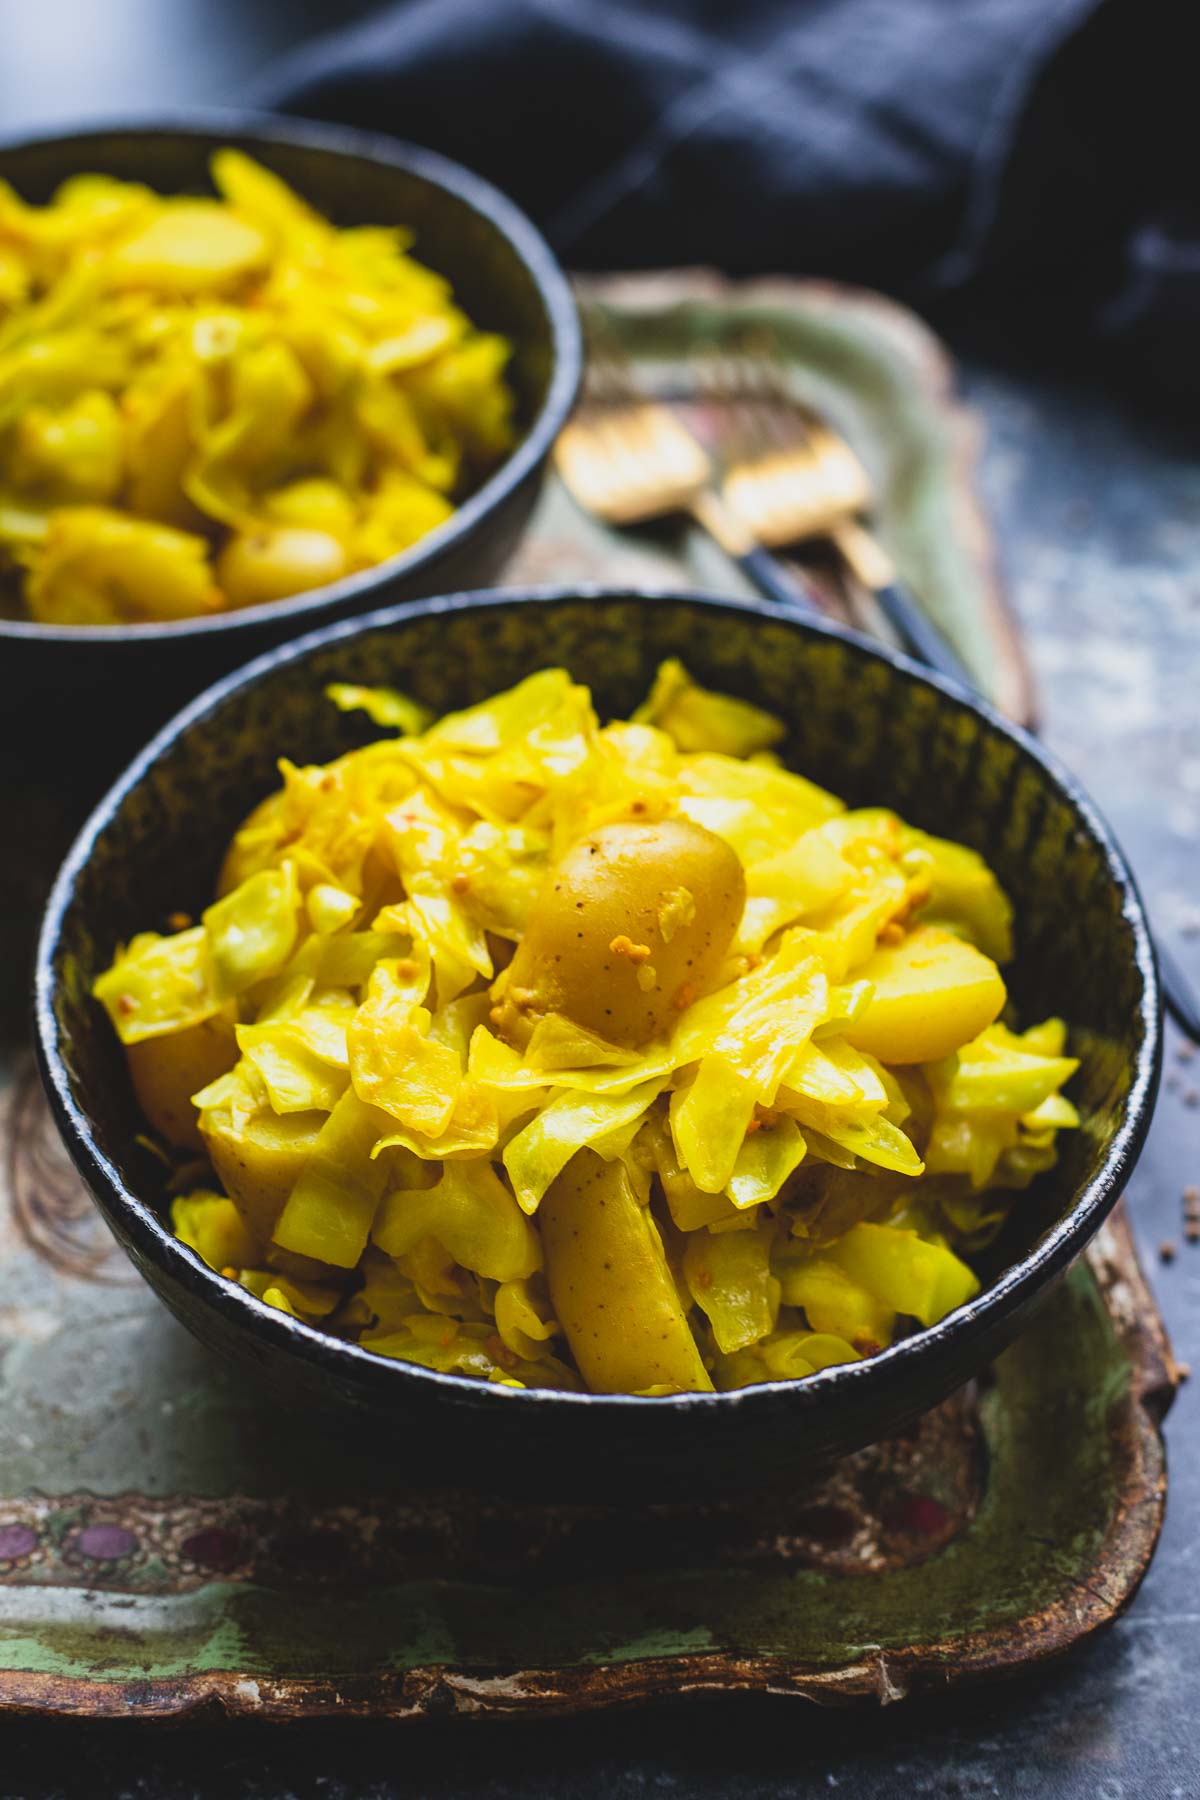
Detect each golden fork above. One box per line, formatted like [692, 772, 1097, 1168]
[554, 332, 826, 618]
[708, 349, 970, 684]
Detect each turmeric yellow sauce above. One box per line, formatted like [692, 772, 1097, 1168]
[95, 664, 1080, 1394]
[0, 152, 514, 624]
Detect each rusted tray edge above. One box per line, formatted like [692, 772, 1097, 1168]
[0, 1212, 1172, 1721]
[574, 270, 1037, 729]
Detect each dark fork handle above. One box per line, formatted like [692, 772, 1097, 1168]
[733, 541, 1200, 1045]
[873, 581, 972, 688]
[733, 548, 967, 683]
[1153, 936, 1200, 1045]
[734, 545, 826, 619]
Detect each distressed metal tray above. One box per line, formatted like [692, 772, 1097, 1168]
[0, 277, 1174, 1718]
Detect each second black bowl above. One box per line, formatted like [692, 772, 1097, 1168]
[0, 115, 581, 742]
[35, 588, 1160, 1501]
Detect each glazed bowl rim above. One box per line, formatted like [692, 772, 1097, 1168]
[34, 583, 1163, 1418]
[0, 110, 583, 648]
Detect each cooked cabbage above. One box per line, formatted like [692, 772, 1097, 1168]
[1, 152, 513, 624]
[95, 663, 1080, 1392]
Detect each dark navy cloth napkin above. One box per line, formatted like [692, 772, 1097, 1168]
[254, 0, 1195, 393]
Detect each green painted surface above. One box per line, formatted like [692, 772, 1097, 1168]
[0, 1258, 1128, 1683]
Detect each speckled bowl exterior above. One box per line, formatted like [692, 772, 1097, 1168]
[34, 588, 1162, 1502]
[0, 116, 581, 735]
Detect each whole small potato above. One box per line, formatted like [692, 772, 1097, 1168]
[494, 818, 746, 1049]
[217, 527, 349, 609]
[126, 1014, 237, 1152]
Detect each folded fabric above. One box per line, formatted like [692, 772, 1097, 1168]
[254, 0, 1195, 395]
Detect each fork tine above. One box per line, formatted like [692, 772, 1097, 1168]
[695, 340, 838, 543]
[736, 332, 877, 507]
[557, 325, 714, 524]
[556, 327, 828, 616]
[716, 328, 878, 527]
[735, 349, 823, 465]
[713, 332, 977, 683]
[690, 348, 770, 471]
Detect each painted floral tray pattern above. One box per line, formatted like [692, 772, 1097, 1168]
[0, 277, 1174, 1718]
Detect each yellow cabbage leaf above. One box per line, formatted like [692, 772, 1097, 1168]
[272, 1088, 393, 1267]
[93, 926, 218, 1044]
[827, 1221, 979, 1327]
[325, 683, 433, 735]
[171, 1190, 261, 1273]
[773, 1250, 895, 1352]
[683, 1225, 779, 1354]
[726, 1115, 807, 1208]
[235, 1009, 350, 1115]
[373, 1159, 540, 1282]
[503, 1076, 667, 1214]
[669, 1057, 758, 1195]
[203, 864, 300, 998]
[633, 658, 786, 756]
[347, 966, 462, 1136]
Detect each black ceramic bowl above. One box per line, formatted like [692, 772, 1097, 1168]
[0, 115, 581, 740]
[35, 588, 1161, 1503]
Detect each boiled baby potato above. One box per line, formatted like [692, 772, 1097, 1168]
[494, 818, 745, 1050]
[539, 1149, 712, 1393]
[845, 924, 1006, 1065]
[200, 1098, 325, 1240]
[107, 202, 268, 293]
[125, 1013, 237, 1152]
[217, 527, 350, 609]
